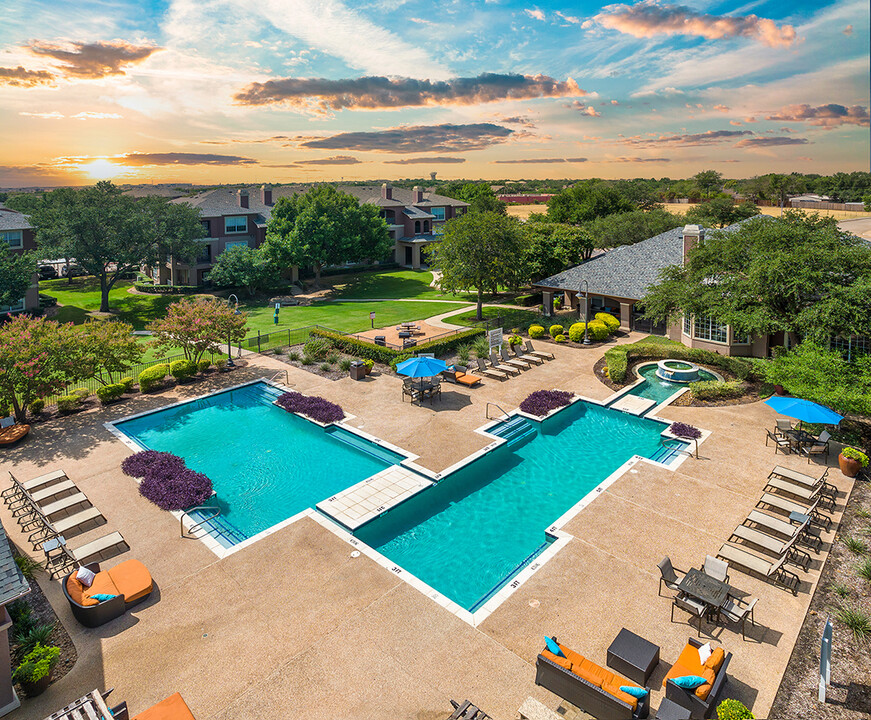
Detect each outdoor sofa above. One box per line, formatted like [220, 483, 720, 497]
[662, 638, 731, 718]
[535, 638, 650, 720]
[0, 420, 29, 446]
[63, 558, 153, 627]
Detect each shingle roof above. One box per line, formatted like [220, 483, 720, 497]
[0, 206, 33, 231]
[534, 219, 754, 301]
[0, 520, 30, 606]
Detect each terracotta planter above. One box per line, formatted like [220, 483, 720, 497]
[363, 365, 372, 376]
[774, 384, 786, 396]
[21, 672, 52, 697]
[838, 453, 863, 478]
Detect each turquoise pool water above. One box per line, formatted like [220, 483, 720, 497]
[114, 382, 404, 543]
[354, 401, 677, 612]
[628, 364, 717, 404]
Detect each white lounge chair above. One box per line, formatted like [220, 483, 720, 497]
[716, 544, 799, 593]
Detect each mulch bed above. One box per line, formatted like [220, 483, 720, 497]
[269, 344, 391, 381]
[768, 477, 871, 719]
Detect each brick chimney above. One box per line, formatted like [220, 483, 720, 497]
[682, 224, 704, 263]
[381, 182, 392, 200]
[237, 188, 249, 209]
[412, 185, 424, 204]
[260, 185, 272, 206]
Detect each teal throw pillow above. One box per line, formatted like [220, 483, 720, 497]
[544, 636, 565, 657]
[619, 686, 648, 699]
[90, 593, 117, 602]
[671, 675, 706, 689]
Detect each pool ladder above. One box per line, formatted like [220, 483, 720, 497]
[180, 504, 222, 538]
[269, 370, 292, 388]
[485, 402, 511, 420]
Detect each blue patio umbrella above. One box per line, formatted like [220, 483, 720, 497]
[396, 356, 448, 378]
[764, 396, 843, 429]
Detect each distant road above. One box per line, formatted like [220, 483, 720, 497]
[839, 217, 871, 241]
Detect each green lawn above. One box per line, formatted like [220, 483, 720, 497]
[329, 269, 474, 301]
[441, 306, 570, 331]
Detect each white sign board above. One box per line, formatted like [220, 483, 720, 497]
[819, 618, 832, 702]
[488, 328, 503, 350]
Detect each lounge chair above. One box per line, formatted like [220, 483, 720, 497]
[448, 699, 491, 720]
[744, 510, 822, 551]
[769, 466, 836, 500]
[2, 469, 67, 506]
[757, 493, 831, 531]
[728, 524, 811, 570]
[702, 555, 729, 583]
[511, 344, 542, 364]
[445, 366, 482, 388]
[11, 478, 79, 512]
[130, 693, 197, 720]
[765, 429, 791, 455]
[0, 420, 29, 446]
[657, 556, 684, 596]
[524, 340, 554, 360]
[720, 596, 757, 640]
[716, 544, 799, 593]
[488, 352, 520, 376]
[47, 531, 130, 578]
[476, 358, 507, 381]
[763, 475, 835, 511]
[28, 506, 106, 549]
[500, 346, 530, 370]
[63, 558, 152, 628]
[802, 430, 831, 463]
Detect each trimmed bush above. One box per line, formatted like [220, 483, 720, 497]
[587, 320, 610, 342]
[29, 398, 45, 415]
[716, 699, 754, 720]
[528, 324, 545, 339]
[276, 391, 344, 424]
[170, 359, 197, 381]
[689, 380, 743, 400]
[120, 376, 136, 392]
[139, 363, 169, 392]
[568, 322, 586, 343]
[303, 337, 330, 360]
[595, 312, 621, 332]
[548, 324, 564, 338]
[515, 292, 542, 307]
[133, 283, 199, 294]
[554, 334, 567, 343]
[96, 383, 126, 404]
[196, 359, 212, 373]
[519, 389, 573, 417]
[56, 394, 83, 414]
[71, 387, 90, 400]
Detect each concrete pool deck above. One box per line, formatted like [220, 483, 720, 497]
[0, 336, 853, 720]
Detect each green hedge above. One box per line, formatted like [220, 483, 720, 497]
[309, 327, 484, 366]
[514, 292, 542, 307]
[595, 312, 620, 332]
[689, 380, 744, 400]
[96, 383, 126, 404]
[57, 394, 83, 413]
[604, 340, 761, 384]
[196, 359, 212, 373]
[134, 283, 200, 294]
[170, 359, 196, 381]
[139, 363, 169, 392]
[120, 376, 136, 392]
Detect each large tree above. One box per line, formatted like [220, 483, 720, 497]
[523, 222, 594, 281]
[207, 245, 276, 297]
[148, 296, 247, 363]
[693, 170, 723, 198]
[545, 181, 633, 225]
[643, 211, 871, 342]
[424, 212, 526, 320]
[0, 246, 36, 308]
[27, 182, 204, 312]
[584, 208, 685, 249]
[438, 182, 506, 214]
[684, 198, 759, 228]
[263, 185, 390, 286]
[72, 320, 144, 385]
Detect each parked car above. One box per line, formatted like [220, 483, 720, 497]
[38, 265, 58, 280]
[61, 264, 85, 277]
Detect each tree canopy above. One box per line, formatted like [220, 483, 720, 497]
[437, 182, 506, 214]
[72, 320, 144, 386]
[264, 185, 390, 286]
[207, 245, 276, 297]
[148, 296, 247, 363]
[584, 208, 685, 249]
[0, 246, 35, 308]
[683, 198, 759, 228]
[522, 222, 594, 281]
[693, 170, 723, 197]
[643, 211, 871, 341]
[424, 212, 526, 320]
[544, 181, 634, 225]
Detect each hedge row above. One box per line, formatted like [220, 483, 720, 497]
[134, 283, 200, 294]
[514, 293, 542, 307]
[604, 341, 761, 384]
[689, 380, 744, 400]
[309, 327, 485, 365]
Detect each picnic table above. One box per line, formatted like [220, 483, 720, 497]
[678, 568, 731, 611]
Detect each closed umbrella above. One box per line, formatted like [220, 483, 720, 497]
[764, 397, 843, 431]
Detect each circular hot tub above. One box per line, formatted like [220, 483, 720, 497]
[655, 359, 701, 383]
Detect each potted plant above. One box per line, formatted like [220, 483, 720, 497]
[508, 334, 523, 347]
[362, 359, 374, 376]
[838, 446, 869, 478]
[13, 643, 60, 697]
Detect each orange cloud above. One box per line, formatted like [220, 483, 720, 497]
[28, 39, 160, 79]
[766, 103, 869, 128]
[0, 65, 54, 87]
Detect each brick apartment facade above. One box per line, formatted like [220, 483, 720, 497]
[0, 205, 38, 315]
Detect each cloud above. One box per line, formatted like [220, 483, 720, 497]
[19, 111, 64, 119]
[713, 104, 729, 112]
[0, 65, 55, 87]
[384, 157, 467, 164]
[524, 8, 545, 21]
[299, 123, 515, 153]
[233, 73, 584, 113]
[766, 103, 869, 128]
[729, 120, 742, 125]
[114, 152, 257, 166]
[293, 155, 361, 165]
[590, 1, 797, 47]
[734, 136, 809, 148]
[843, 24, 853, 36]
[27, 39, 161, 79]
[490, 114, 537, 128]
[617, 129, 752, 147]
[555, 11, 581, 24]
[565, 100, 601, 116]
[603, 156, 671, 162]
[492, 157, 588, 164]
[72, 111, 123, 120]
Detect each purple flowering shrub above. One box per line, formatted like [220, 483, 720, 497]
[519, 390, 574, 417]
[670, 422, 702, 440]
[121, 450, 213, 511]
[276, 391, 344, 424]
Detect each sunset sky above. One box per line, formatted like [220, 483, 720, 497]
[1, 0, 868, 186]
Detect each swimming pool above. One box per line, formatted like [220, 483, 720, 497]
[113, 382, 405, 545]
[354, 400, 680, 612]
[628, 363, 717, 404]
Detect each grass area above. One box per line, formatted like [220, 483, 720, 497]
[442, 306, 581, 331]
[328, 269, 474, 301]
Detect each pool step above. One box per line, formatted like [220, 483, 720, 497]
[185, 507, 247, 547]
[490, 416, 537, 448]
[325, 428, 402, 464]
[649, 440, 689, 465]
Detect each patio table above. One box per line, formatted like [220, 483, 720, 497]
[783, 428, 815, 450]
[677, 568, 731, 610]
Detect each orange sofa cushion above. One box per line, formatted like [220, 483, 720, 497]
[107, 559, 153, 603]
[704, 647, 725, 674]
[601, 681, 639, 712]
[132, 693, 196, 720]
[560, 646, 586, 670]
[541, 649, 572, 671]
[664, 643, 724, 689]
[66, 575, 99, 607]
[88, 572, 120, 597]
[695, 667, 716, 700]
[574, 658, 613, 688]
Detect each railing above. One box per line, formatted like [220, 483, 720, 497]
[180, 505, 222, 538]
[486, 402, 511, 420]
[269, 370, 291, 387]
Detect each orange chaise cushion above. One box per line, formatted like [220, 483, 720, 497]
[132, 692, 196, 720]
[704, 647, 725, 674]
[87, 571, 120, 598]
[541, 649, 572, 671]
[106, 559, 153, 603]
[66, 575, 99, 607]
[694, 667, 717, 700]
